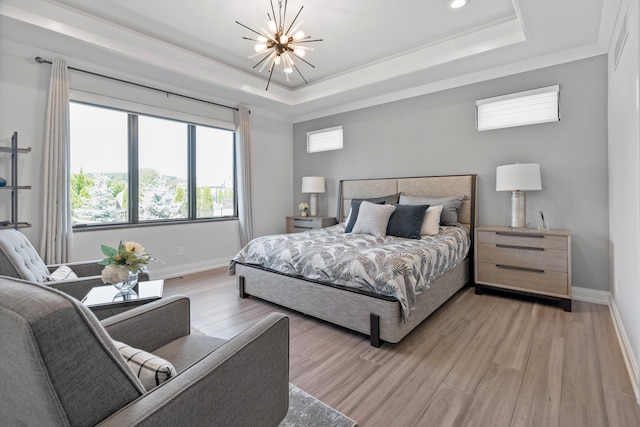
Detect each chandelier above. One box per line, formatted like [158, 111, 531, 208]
[236, 0, 322, 90]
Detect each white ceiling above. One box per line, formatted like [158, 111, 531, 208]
[0, 0, 617, 122]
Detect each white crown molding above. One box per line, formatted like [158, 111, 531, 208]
[0, 0, 526, 114]
[292, 43, 605, 123]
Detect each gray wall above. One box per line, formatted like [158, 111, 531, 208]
[293, 55, 609, 292]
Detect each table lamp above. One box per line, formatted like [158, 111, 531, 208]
[302, 176, 325, 217]
[496, 163, 542, 229]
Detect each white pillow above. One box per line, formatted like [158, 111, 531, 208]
[47, 265, 78, 281]
[421, 205, 443, 235]
[113, 340, 177, 390]
[351, 201, 396, 237]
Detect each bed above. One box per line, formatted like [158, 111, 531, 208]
[230, 174, 478, 347]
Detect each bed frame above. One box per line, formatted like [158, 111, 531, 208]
[236, 174, 478, 347]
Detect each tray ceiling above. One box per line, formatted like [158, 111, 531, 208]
[0, 0, 614, 121]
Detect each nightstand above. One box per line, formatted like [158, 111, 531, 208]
[286, 216, 337, 233]
[474, 225, 572, 311]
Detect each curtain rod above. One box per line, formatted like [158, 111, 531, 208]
[35, 56, 239, 112]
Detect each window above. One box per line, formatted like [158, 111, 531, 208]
[70, 102, 236, 227]
[307, 126, 343, 153]
[476, 85, 560, 131]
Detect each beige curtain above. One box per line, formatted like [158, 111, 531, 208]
[39, 58, 72, 263]
[235, 105, 254, 247]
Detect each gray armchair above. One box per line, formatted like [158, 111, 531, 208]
[0, 275, 290, 426]
[0, 229, 148, 300]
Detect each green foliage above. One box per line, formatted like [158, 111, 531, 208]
[70, 168, 234, 224]
[70, 169, 93, 209]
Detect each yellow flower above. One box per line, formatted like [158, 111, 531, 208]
[124, 241, 145, 254]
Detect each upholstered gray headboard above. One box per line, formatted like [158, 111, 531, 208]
[337, 174, 478, 234]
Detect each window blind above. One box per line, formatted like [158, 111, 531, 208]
[307, 126, 343, 153]
[476, 85, 560, 131]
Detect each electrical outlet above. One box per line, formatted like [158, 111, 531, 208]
[177, 246, 184, 256]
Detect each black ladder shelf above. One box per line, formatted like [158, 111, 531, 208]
[0, 131, 31, 229]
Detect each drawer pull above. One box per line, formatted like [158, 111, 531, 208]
[496, 264, 544, 273]
[495, 231, 544, 238]
[294, 226, 312, 230]
[495, 244, 544, 251]
[295, 219, 313, 222]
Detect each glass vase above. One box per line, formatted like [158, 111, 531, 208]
[113, 270, 139, 293]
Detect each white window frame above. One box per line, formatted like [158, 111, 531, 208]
[307, 126, 343, 153]
[476, 85, 560, 131]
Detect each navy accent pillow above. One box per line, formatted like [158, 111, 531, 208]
[344, 193, 401, 233]
[386, 204, 430, 239]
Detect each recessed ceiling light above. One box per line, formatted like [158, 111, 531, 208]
[449, 0, 469, 9]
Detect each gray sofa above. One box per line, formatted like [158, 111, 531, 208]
[0, 275, 290, 426]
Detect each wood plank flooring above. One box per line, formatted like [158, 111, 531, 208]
[164, 269, 640, 427]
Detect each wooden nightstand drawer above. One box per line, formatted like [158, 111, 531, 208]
[477, 230, 567, 250]
[286, 216, 337, 233]
[477, 262, 568, 297]
[477, 242, 568, 272]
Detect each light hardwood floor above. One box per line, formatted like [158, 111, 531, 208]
[164, 269, 640, 427]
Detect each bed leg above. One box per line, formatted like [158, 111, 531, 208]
[238, 276, 247, 298]
[370, 313, 381, 348]
[475, 285, 484, 295]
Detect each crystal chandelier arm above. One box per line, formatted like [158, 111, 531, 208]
[253, 51, 276, 70]
[235, 21, 268, 39]
[292, 63, 308, 84]
[266, 61, 276, 90]
[292, 38, 323, 43]
[288, 44, 314, 51]
[250, 19, 277, 41]
[288, 21, 303, 39]
[270, 0, 279, 31]
[281, 0, 288, 33]
[285, 6, 304, 35]
[249, 49, 273, 59]
[289, 51, 316, 68]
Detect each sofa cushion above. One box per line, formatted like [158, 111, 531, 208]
[154, 334, 227, 373]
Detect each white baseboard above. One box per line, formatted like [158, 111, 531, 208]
[609, 297, 640, 404]
[572, 286, 610, 305]
[149, 257, 231, 280]
[573, 287, 640, 403]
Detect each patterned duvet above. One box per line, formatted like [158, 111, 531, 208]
[229, 224, 470, 320]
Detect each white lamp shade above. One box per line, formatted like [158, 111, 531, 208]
[496, 163, 542, 191]
[302, 176, 326, 193]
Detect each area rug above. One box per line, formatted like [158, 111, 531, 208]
[281, 384, 357, 427]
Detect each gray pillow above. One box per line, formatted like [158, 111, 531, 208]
[351, 201, 396, 237]
[399, 194, 464, 225]
[344, 193, 400, 233]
